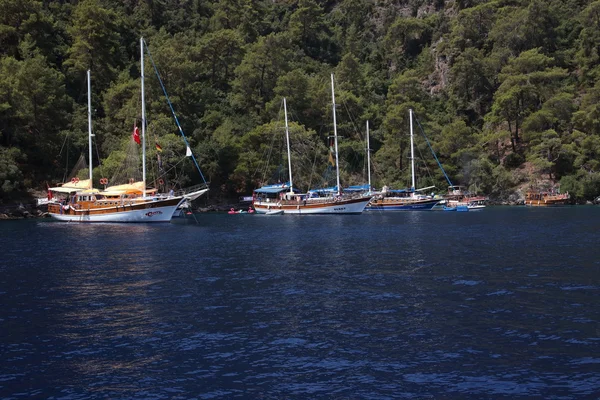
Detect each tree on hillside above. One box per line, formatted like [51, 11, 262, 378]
[447, 47, 494, 123]
[0, 0, 59, 62]
[0, 55, 71, 179]
[576, 0, 600, 81]
[487, 48, 567, 153]
[64, 0, 126, 92]
[196, 29, 244, 92]
[383, 16, 431, 73]
[231, 32, 296, 118]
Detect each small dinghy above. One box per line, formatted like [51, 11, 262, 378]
[265, 209, 284, 215]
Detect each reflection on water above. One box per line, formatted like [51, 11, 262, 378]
[1, 208, 599, 399]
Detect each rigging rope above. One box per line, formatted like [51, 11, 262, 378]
[413, 114, 453, 187]
[142, 39, 208, 186]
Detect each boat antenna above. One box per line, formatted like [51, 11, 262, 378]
[142, 39, 208, 186]
[413, 112, 453, 187]
[284, 98, 294, 193]
[331, 73, 341, 196]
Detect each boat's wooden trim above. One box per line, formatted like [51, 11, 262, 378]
[368, 198, 440, 207]
[48, 197, 181, 217]
[524, 192, 570, 206]
[253, 196, 370, 214]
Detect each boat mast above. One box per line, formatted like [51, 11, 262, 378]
[366, 120, 371, 194]
[331, 73, 341, 196]
[409, 108, 415, 192]
[140, 37, 147, 196]
[283, 98, 294, 193]
[87, 69, 93, 189]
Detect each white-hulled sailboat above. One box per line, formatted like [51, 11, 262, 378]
[48, 39, 195, 222]
[252, 75, 372, 214]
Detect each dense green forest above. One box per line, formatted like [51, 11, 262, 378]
[2, 0, 600, 204]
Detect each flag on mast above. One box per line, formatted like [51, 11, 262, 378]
[132, 126, 141, 145]
[185, 146, 192, 157]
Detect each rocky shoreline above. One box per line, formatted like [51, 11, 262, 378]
[0, 203, 48, 220]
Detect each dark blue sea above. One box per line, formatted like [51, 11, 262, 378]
[1, 207, 599, 399]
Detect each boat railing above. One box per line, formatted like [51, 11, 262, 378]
[254, 191, 367, 206]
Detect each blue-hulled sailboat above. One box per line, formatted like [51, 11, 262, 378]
[366, 109, 441, 211]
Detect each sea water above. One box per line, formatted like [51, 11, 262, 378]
[1, 207, 599, 399]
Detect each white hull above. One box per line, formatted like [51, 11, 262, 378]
[468, 204, 486, 210]
[265, 209, 284, 215]
[49, 201, 183, 223]
[254, 198, 370, 214]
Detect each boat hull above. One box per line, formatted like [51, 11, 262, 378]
[264, 209, 284, 215]
[447, 200, 486, 210]
[48, 197, 184, 222]
[467, 204, 486, 210]
[524, 200, 569, 207]
[365, 198, 440, 211]
[253, 197, 370, 214]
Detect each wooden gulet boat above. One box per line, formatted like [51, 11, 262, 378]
[444, 185, 488, 210]
[48, 43, 188, 222]
[48, 182, 184, 223]
[524, 191, 570, 206]
[253, 77, 371, 214]
[253, 183, 373, 214]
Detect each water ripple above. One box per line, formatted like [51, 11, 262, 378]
[1, 209, 599, 399]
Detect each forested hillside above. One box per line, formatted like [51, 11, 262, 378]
[2, 0, 600, 203]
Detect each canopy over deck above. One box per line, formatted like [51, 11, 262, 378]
[253, 183, 296, 194]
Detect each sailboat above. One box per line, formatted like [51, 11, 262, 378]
[366, 108, 441, 211]
[252, 75, 372, 214]
[48, 39, 204, 222]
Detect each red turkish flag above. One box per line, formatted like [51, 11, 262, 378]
[132, 126, 141, 145]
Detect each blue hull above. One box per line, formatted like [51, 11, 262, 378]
[365, 200, 439, 211]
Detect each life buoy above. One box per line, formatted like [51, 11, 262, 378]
[158, 178, 164, 185]
[100, 178, 108, 185]
[335, 196, 342, 202]
[71, 177, 79, 184]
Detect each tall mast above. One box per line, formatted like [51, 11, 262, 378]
[331, 73, 341, 196]
[140, 37, 147, 196]
[283, 98, 293, 193]
[409, 108, 415, 192]
[87, 70, 93, 189]
[366, 120, 371, 194]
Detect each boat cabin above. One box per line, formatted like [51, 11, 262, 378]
[253, 183, 298, 203]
